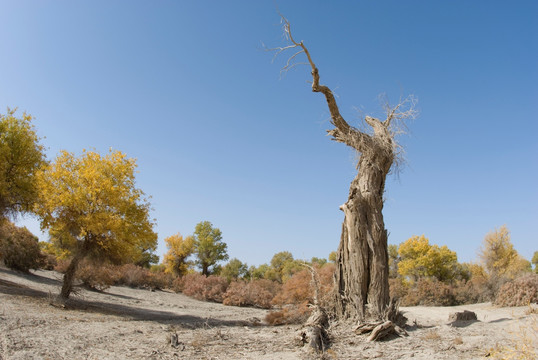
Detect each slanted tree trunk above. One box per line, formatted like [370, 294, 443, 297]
[273, 17, 416, 323]
[59, 236, 93, 299]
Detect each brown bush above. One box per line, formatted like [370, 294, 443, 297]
[265, 304, 310, 325]
[114, 263, 172, 290]
[54, 258, 71, 273]
[223, 279, 281, 309]
[401, 278, 457, 306]
[182, 274, 229, 303]
[77, 261, 119, 291]
[272, 263, 336, 308]
[389, 278, 409, 301]
[272, 268, 311, 306]
[54, 260, 172, 291]
[494, 274, 538, 307]
[0, 222, 45, 272]
[265, 263, 335, 325]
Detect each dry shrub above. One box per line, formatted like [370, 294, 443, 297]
[171, 276, 185, 293]
[54, 260, 172, 291]
[40, 253, 57, 270]
[266, 263, 335, 325]
[182, 274, 228, 303]
[389, 278, 409, 301]
[222, 279, 281, 309]
[421, 329, 441, 341]
[265, 304, 310, 325]
[77, 261, 119, 291]
[114, 263, 172, 290]
[0, 222, 45, 272]
[272, 263, 336, 308]
[487, 314, 538, 360]
[272, 268, 311, 305]
[402, 278, 457, 306]
[494, 274, 538, 307]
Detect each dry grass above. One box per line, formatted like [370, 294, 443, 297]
[486, 314, 538, 360]
[420, 329, 441, 341]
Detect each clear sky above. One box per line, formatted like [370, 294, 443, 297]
[1, 1, 536, 267]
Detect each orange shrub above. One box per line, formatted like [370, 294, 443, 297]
[223, 279, 281, 309]
[272, 263, 335, 308]
[182, 274, 228, 302]
[265, 305, 310, 325]
[266, 263, 335, 325]
[115, 263, 172, 290]
[272, 268, 311, 306]
[77, 261, 119, 291]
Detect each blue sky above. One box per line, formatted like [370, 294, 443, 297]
[1, 1, 536, 267]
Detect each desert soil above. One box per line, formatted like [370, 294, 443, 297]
[0, 266, 536, 360]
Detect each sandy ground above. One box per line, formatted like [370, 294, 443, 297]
[1, 266, 536, 360]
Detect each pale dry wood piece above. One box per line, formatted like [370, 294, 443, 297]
[367, 321, 395, 342]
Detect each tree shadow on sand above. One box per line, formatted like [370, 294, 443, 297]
[0, 267, 63, 286]
[0, 271, 260, 329]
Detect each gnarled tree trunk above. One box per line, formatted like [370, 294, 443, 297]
[334, 147, 392, 320]
[274, 17, 415, 323]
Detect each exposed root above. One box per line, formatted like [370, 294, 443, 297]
[354, 298, 408, 341]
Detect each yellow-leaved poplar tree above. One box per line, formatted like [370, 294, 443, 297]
[398, 235, 459, 282]
[163, 233, 194, 276]
[35, 149, 157, 299]
[0, 108, 46, 219]
[479, 225, 530, 279]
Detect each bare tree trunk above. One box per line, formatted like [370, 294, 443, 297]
[59, 238, 92, 299]
[335, 156, 391, 320]
[272, 16, 415, 325]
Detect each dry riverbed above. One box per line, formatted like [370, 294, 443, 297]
[1, 266, 536, 359]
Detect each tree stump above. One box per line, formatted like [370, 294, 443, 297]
[448, 310, 477, 322]
[298, 306, 329, 353]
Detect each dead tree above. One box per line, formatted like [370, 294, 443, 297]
[272, 16, 416, 324]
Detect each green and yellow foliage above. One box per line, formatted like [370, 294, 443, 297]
[398, 235, 460, 282]
[221, 258, 248, 281]
[249, 263, 271, 280]
[192, 221, 228, 276]
[34, 149, 157, 298]
[0, 108, 46, 219]
[480, 225, 531, 279]
[265, 251, 302, 283]
[163, 233, 194, 276]
[35, 149, 157, 265]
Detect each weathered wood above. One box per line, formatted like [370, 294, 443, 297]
[367, 321, 395, 342]
[299, 306, 329, 353]
[275, 15, 415, 325]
